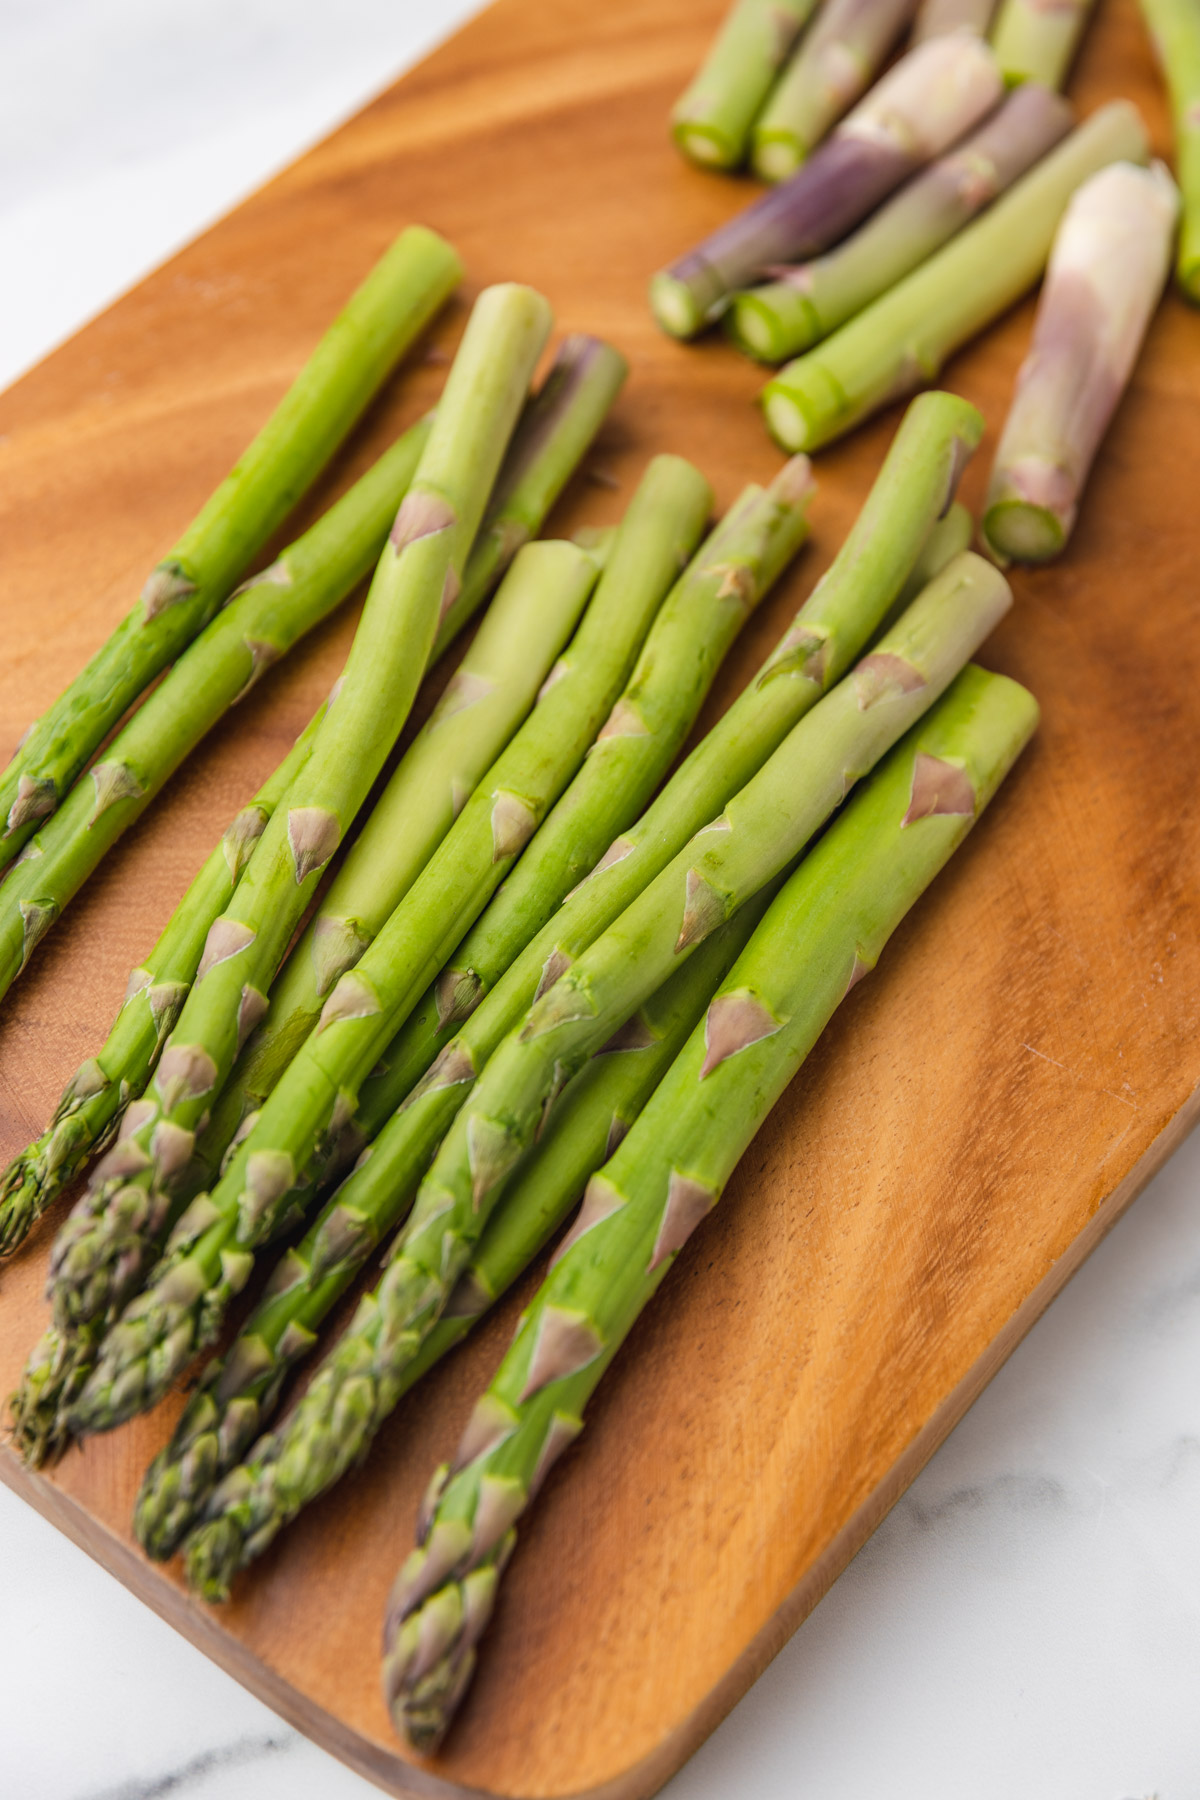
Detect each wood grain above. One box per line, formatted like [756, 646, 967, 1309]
[1, 1, 1198, 1795]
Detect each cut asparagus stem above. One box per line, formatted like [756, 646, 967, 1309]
[0, 414, 434, 1003]
[0, 709, 328, 1264]
[0, 227, 461, 868]
[379, 662, 1040, 1752]
[914, 0, 998, 42]
[990, 0, 1097, 89]
[61, 457, 713, 1438]
[727, 84, 1074, 363]
[671, 0, 818, 169]
[761, 98, 1151, 451]
[143, 899, 771, 1567]
[1138, 0, 1200, 300]
[159, 551, 1009, 1499]
[130, 463, 820, 1553]
[982, 160, 1178, 563]
[40, 284, 552, 1340]
[344, 394, 979, 1168]
[751, 0, 919, 182]
[652, 35, 1003, 337]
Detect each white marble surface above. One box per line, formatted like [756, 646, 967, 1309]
[2, 4, 1199, 1797]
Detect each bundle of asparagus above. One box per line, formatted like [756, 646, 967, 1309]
[381, 665, 1040, 1750]
[133, 459, 817, 1556]
[1139, 0, 1200, 301]
[762, 98, 1150, 452]
[726, 83, 1073, 363]
[982, 160, 1178, 563]
[671, 0, 818, 168]
[0, 336, 625, 1267]
[651, 33, 1004, 338]
[990, 0, 1098, 89]
[0, 226, 461, 869]
[751, 0, 919, 182]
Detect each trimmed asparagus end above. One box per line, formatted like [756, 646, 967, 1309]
[673, 121, 736, 167]
[649, 270, 709, 339]
[762, 358, 848, 451]
[981, 495, 1065, 563]
[726, 283, 820, 361]
[752, 133, 806, 182]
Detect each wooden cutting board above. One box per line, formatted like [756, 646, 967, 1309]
[1, 0, 1197, 1794]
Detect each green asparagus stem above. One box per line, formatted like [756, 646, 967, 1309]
[727, 85, 1074, 363]
[380, 662, 1040, 1751]
[131, 460, 821, 1554]
[1138, 0, 1200, 300]
[41, 284, 552, 1337]
[63, 457, 713, 1436]
[145, 900, 769, 1567]
[671, 0, 818, 169]
[761, 99, 1151, 452]
[914, 0, 997, 41]
[982, 160, 1178, 563]
[0, 226, 461, 868]
[0, 415, 437, 1002]
[0, 710, 329, 1264]
[750, 0, 919, 182]
[169, 550, 1009, 1517]
[990, 0, 1097, 89]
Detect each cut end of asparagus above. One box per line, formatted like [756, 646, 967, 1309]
[726, 284, 819, 362]
[762, 359, 848, 452]
[752, 133, 806, 182]
[981, 496, 1066, 564]
[672, 119, 738, 167]
[648, 270, 710, 340]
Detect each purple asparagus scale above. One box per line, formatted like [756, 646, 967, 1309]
[982, 159, 1179, 563]
[650, 33, 1005, 339]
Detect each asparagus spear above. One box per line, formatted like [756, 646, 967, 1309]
[194, 339, 627, 1163]
[152, 551, 1009, 1495]
[651, 35, 1004, 338]
[990, 0, 1097, 89]
[914, 0, 998, 41]
[41, 285, 552, 1336]
[145, 899, 771, 1566]
[762, 99, 1151, 451]
[1138, 0, 1200, 300]
[61, 458, 713, 1436]
[0, 710, 327, 1263]
[131, 462, 819, 1553]
[0, 226, 461, 867]
[380, 662, 1040, 1751]
[671, 0, 818, 169]
[751, 0, 919, 182]
[343, 393, 980, 1165]
[981, 160, 1178, 563]
[727, 85, 1074, 363]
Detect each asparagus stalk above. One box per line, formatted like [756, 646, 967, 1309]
[990, 0, 1097, 89]
[380, 662, 1040, 1751]
[131, 462, 820, 1554]
[671, 0, 818, 169]
[652, 35, 1004, 337]
[61, 458, 714, 1436]
[981, 160, 1178, 563]
[914, 0, 998, 41]
[751, 0, 919, 182]
[160, 551, 1009, 1500]
[41, 285, 552, 1336]
[145, 900, 770, 1566]
[0, 227, 461, 867]
[344, 393, 979, 1166]
[761, 98, 1151, 451]
[192, 338, 627, 1163]
[728, 84, 1074, 363]
[1137, 0, 1200, 300]
[0, 709, 327, 1264]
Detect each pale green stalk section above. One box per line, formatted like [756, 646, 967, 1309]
[1138, 0, 1200, 299]
[990, 0, 1097, 88]
[0, 417, 434, 1002]
[982, 160, 1178, 563]
[63, 459, 713, 1436]
[915, 0, 996, 40]
[378, 663, 1039, 1749]
[40, 286, 553, 1340]
[762, 100, 1151, 452]
[0, 226, 461, 867]
[671, 0, 818, 169]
